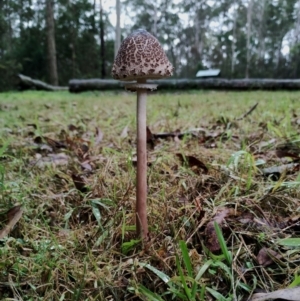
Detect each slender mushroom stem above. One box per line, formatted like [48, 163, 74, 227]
[112, 29, 173, 243]
[136, 79, 148, 239]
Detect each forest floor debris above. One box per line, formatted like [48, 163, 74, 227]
[0, 90, 300, 300]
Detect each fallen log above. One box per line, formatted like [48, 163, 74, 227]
[69, 78, 300, 93]
[69, 79, 123, 92]
[17, 74, 68, 91]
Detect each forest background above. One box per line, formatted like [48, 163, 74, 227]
[1, 0, 300, 91]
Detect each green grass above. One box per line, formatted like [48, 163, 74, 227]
[0, 90, 300, 300]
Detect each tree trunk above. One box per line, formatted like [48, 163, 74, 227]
[19, 0, 24, 34]
[194, 1, 204, 63]
[245, 0, 253, 78]
[257, 0, 267, 60]
[114, 0, 121, 57]
[170, 45, 177, 77]
[296, 1, 300, 45]
[194, 10, 200, 61]
[275, 37, 283, 75]
[5, 2, 13, 53]
[152, 3, 158, 37]
[294, 1, 300, 77]
[46, 0, 58, 85]
[100, 0, 106, 78]
[231, 2, 238, 76]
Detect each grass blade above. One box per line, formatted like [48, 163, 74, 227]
[176, 254, 192, 300]
[140, 263, 170, 283]
[214, 222, 232, 265]
[179, 240, 193, 277]
[137, 285, 164, 301]
[206, 287, 228, 301]
[195, 259, 213, 281]
[278, 238, 300, 248]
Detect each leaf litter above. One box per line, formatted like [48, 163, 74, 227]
[250, 286, 300, 301]
[0, 91, 300, 300]
[0, 205, 23, 239]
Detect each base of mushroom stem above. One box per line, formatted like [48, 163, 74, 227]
[124, 83, 158, 92]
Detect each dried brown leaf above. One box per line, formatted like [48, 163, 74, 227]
[45, 136, 66, 149]
[250, 286, 300, 301]
[80, 161, 93, 171]
[0, 205, 23, 239]
[76, 144, 89, 160]
[95, 127, 104, 145]
[120, 125, 129, 138]
[27, 123, 37, 129]
[174, 135, 181, 148]
[194, 197, 203, 213]
[256, 247, 282, 267]
[276, 149, 300, 161]
[257, 138, 276, 150]
[146, 126, 155, 149]
[146, 126, 153, 140]
[72, 174, 88, 192]
[152, 128, 198, 140]
[246, 131, 264, 144]
[34, 136, 67, 151]
[68, 124, 79, 131]
[262, 163, 299, 180]
[30, 153, 69, 168]
[176, 153, 208, 174]
[205, 208, 235, 252]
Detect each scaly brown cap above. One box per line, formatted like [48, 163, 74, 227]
[112, 29, 174, 81]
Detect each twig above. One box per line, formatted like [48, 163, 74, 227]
[236, 102, 258, 120]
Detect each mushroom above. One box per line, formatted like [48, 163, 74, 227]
[111, 29, 173, 240]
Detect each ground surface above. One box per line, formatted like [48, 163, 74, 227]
[0, 90, 300, 301]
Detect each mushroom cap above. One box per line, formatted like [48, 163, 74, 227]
[111, 29, 174, 81]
